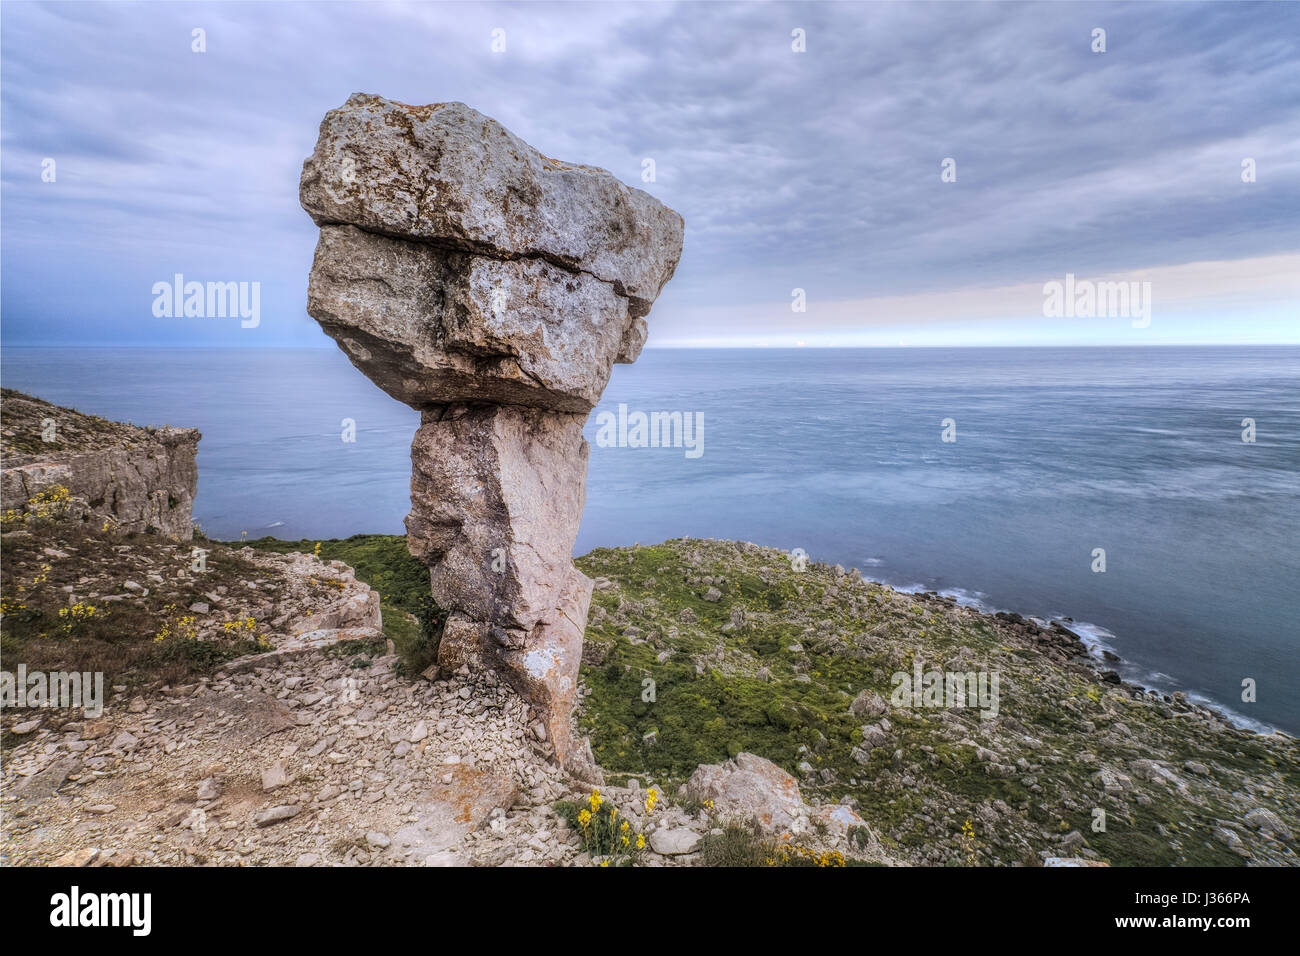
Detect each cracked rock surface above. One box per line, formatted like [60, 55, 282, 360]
[300, 94, 684, 776]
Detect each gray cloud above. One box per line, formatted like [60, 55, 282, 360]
[1, 1, 1296, 346]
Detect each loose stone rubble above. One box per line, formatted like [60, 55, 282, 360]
[2, 651, 574, 866]
[4, 649, 883, 867]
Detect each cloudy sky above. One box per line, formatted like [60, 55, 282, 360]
[2, 0, 1297, 348]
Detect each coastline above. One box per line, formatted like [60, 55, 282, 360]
[4, 384, 1297, 867]
[5, 345, 1298, 738]
[570, 535, 1300, 865]
[883, 579, 1284, 738]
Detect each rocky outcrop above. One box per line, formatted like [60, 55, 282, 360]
[1, 389, 199, 540]
[223, 550, 384, 671]
[684, 752, 872, 841]
[299, 94, 684, 776]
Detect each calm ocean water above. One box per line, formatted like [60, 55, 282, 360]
[4, 346, 1298, 733]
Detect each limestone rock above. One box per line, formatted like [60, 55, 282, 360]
[683, 752, 810, 836]
[1243, 807, 1292, 842]
[849, 689, 887, 717]
[300, 95, 683, 315]
[814, 803, 870, 839]
[308, 226, 633, 413]
[299, 94, 683, 779]
[393, 765, 518, 855]
[254, 805, 301, 827]
[1043, 857, 1110, 867]
[52, 848, 101, 867]
[649, 827, 701, 856]
[405, 404, 590, 633]
[261, 762, 289, 792]
[14, 757, 82, 802]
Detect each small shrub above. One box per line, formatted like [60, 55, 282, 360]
[395, 595, 446, 676]
[58, 602, 103, 636]
[697, 820, 772, 867]
[554, 790, 648, 863]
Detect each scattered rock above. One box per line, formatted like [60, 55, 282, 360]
[14, 757, 82, 801]
[1243, 808, 1292, 842]
[1043, 857, 1110, 867]
[253, 805, 301, 828]
[683, 752, 808, 836]
[394, 765, 518, 855]
[261, 762, 288, 792]
[649, 828, 700, 855]
[51, 848, 101, 867]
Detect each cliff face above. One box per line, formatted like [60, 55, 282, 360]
[1, 389, 199, 541]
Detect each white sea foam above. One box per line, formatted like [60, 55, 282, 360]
[873, 581, 1278, 735]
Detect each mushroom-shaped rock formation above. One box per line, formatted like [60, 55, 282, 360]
[300, 94, 684, 778]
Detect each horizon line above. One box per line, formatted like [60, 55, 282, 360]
[3, 342, 1300, 351]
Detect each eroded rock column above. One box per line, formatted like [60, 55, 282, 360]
[300, 94, 683, 777]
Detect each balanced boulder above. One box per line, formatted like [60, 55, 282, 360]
[299, 94, 684, 776]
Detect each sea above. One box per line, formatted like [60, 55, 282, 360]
[4, 345, 1297, 734]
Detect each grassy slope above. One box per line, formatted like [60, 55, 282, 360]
[575, 538, 1299, 867]
[1, 523, 270, 686]
[251, 532, 1299, 868]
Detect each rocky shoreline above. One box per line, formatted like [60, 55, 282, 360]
[886, 584, 1279, 739]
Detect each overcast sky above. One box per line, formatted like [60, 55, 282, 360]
[2, 0, 1297, 348]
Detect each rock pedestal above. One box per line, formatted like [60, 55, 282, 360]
[300, 94, 683, 776]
